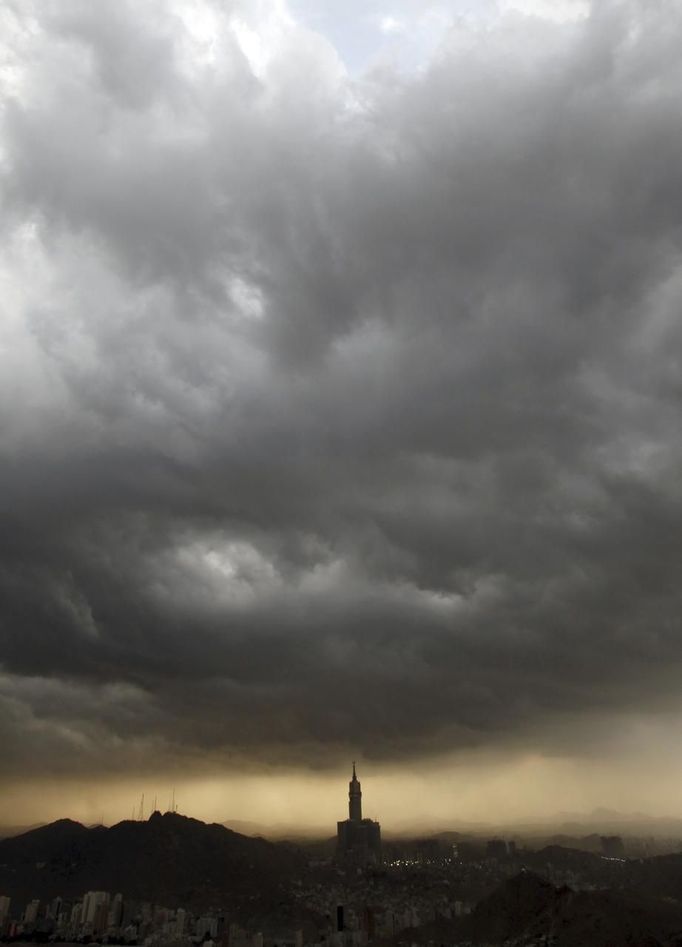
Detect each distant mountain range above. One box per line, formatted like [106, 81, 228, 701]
[0, 812, 305, 919]
[4, 808, 682, 845]
[390, 809, 682, 842]
[222, 819, 333, 842]
[229, 809, 682, 843]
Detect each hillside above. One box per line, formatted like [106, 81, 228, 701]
[465, 871, 682, 946]
[391, 872, 682, 947]
[0, 812, 304, 917]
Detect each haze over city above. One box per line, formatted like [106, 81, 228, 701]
[3, 0, 682, 833]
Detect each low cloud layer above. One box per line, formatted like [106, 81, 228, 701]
[2, 0, 682, 790]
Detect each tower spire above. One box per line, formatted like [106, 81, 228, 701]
[349, 761, 362, 821]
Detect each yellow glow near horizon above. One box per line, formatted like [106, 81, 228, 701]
[4, 747, 682, 831]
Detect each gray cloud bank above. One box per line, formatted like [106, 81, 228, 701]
[1, 0, 682, 780]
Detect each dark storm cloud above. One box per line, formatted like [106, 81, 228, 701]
[2, 0, 682, 779]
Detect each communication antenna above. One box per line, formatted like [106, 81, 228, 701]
[138, 793, 145, 821]
[153, 795, 157, 814]
[172, 787, 176, 813]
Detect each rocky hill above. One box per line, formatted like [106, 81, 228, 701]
[464, 870, 682, 946]
[0, 812, 304, 918]
[392, 872, 682, 946]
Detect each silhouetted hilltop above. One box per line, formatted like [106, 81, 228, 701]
[389, 871, 682, 946]
[463, 871, 682, 946]
[628, 851, 682, 903]
[531, 844, 604, 870]
[465, 870, 568, 943]
[0, 818, 95, 855]
[0, 822, 46, 841]
[0, 812, 304, 917]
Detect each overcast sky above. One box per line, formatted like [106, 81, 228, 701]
[2, 0, 682, 829]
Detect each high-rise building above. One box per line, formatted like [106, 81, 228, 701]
[336, 763, 381, 866]
[108, 893, 123, 930]
[81, 891, 110, 934]
[47, 897, 62, 921]
[197, 915, 218, 940]
[23, 900, 40, 925]
[174, 908, 187, 937]
[485, 839, 508, 861]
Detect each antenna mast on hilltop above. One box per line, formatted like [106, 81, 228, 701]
[166, 787, 178, 813]
[138, 793, 145, 821]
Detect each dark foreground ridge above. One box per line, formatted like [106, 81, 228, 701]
[7, 819, 682, 944]
[469, 869, 682, 946]
[0, 812, 303, 915]
[394, 870, 682, 947]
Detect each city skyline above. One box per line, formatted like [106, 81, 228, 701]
[3, 0, 682, 827]
[6, 807, 682, 947]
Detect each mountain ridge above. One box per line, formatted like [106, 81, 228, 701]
[0, 812, 304, 919]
